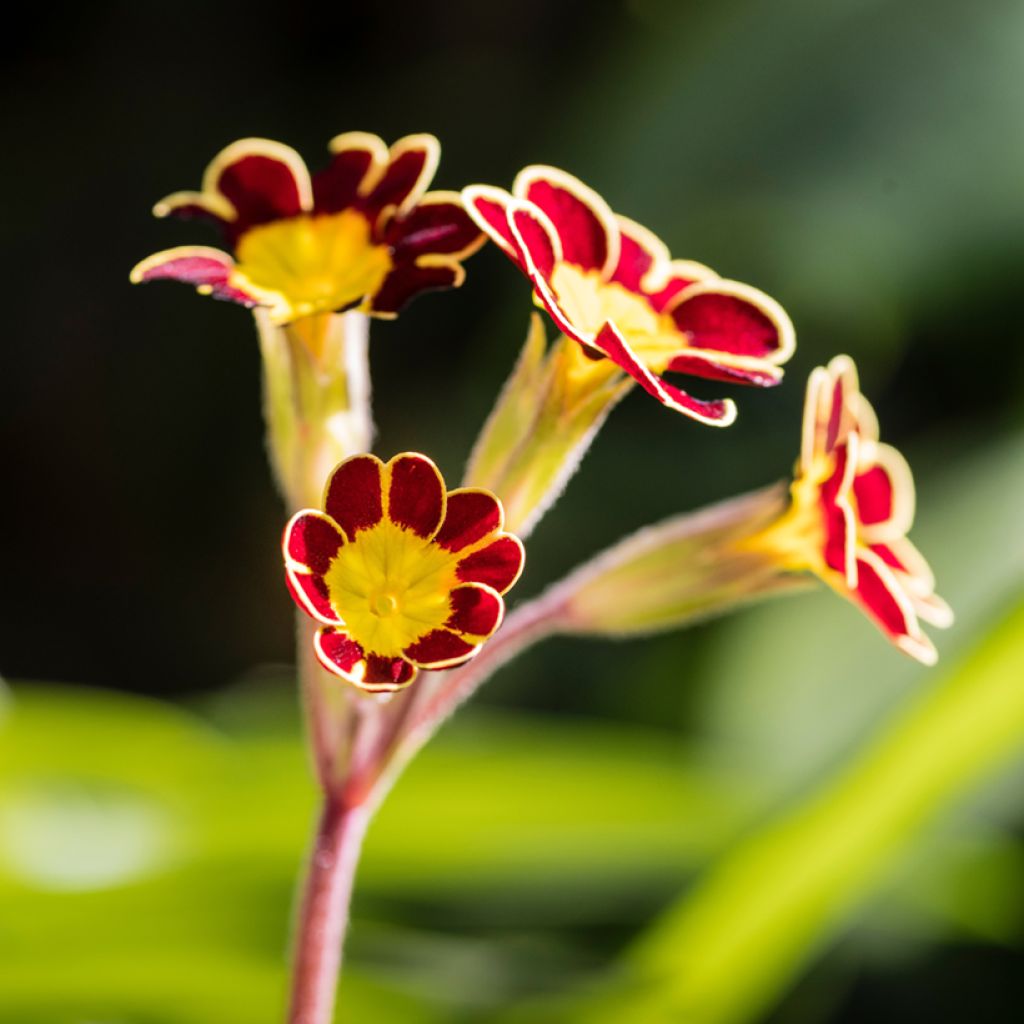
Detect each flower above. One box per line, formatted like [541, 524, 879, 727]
[754, 355, 952, 663]
[283, 452, 525, 692]
[463, 167, 794, 425]
[131, 133, 484, 324]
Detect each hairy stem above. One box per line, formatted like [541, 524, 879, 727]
[287, 796, 371, 1024]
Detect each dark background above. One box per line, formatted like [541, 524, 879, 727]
[2, 2, 1023, 1021]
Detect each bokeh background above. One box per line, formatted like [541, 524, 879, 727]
[2, 0, 1024, 1021]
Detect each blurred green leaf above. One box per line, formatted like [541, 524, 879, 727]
[553, 594, 1024, 1024]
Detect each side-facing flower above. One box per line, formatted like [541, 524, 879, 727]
[751, 355, 952, 663]
[283, 453, 525, 692]
[463, 167, 794, 425]
[131, 133, 484, 324]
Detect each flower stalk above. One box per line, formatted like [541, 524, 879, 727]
[465, 315, 629, 536]
[287, 796, 371, 1024]
[257, 308, 374, 511]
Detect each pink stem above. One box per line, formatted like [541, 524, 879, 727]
[372, 587, 568, 803]
[287, 796, 371, 1024]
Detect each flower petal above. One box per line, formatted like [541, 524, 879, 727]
[386, 192, 484, 261]
[285, 569, 339, 625]
[817, 437, 859, 586]
[129, 246, 257, 305]
[324, 454, 385, 539]
[435, 489, 504, 552]
[445, 583, 504, 639]
[282, 511, 346, 574]
[314, 627, 365, 679]
[852, 551, 936, 665]
[455, 535, 525, 593]
[665, 352, 783, 387]
[590, 323, 737, 426]
[666, 280, 795, 367]
[646, 261, 719, 313]
[403, 628, 478, 669]
[369, 260, 464, 317]
[610, 215, 671, 293]
[204, 138, 313, 237]
[362, 134, 440, 219]
[361, 654, 418, 691]
[513, 165, 619, 276]
[462, 185, 523, 264]
[386, 453, 446, 539]
[314, 131, 389, 213]
[855, 443, 915, 541]
[152, 191, 234, 227]
[314, 628, 418, 691]
[507, 200, 562, 278]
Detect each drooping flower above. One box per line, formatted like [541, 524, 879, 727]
[283, 453, 525, 692]
[463, 167, 794, 425]
[752, 355, 952, 663]
[131, 133, 484, 324]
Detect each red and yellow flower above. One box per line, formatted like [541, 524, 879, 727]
[753, 356, 952, 663]
[463, 167, 794, 425]
[131, 133, 484, 324]
[283, 452, 525, 692]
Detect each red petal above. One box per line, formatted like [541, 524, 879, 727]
[434, 489, 503, 552]
[314, 132, 387, 213]
[462, 185, 523, 265]
[314, 628, 365, 678]
[324, 455, 384, 538]
[852, 554, 923, 652]
[665, 352, 782, 387]
[646, 265, 713, 313]
[515, 166, 616, 274]
[386, 453, 445, 538]
[208, 140, 312, 238]
[129, 247, 256, 305]
[853, 464, 894, 528]
[386, 193, 483, 259]
[590, 323, 736, 426]
[445, 584, 504, 639]
[285, 569, 339, 625]
[507, 203, 561, 278]
[403, 628, 478, 668]
[361, 134, 439, 219]
[283, 511, 345, 573]
[369, 262, 461, 316]
[818, 442, 857, 581]
[667, 282, 793, 360]
[361, 654, 417, 691]
[455, 535, 525, 593]
[610, 216, 669, 293]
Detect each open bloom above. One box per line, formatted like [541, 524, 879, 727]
[463, 167, 794, 425]
[283, 453, 525, 692]
[131, 133, 484, 324]
[753, 356, 952, 663]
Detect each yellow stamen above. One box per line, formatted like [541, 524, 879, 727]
[322, 521, 459, 656]
[549, 264, 683, 371]
[230, 209, 392, 325]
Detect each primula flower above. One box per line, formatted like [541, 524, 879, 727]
[463, 167, 794, 425]
[131, 133, 484, 324]
[283, 452, 525, 692]
[756, 356, 952, 663]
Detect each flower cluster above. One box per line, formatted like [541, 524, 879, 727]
[131, 133, 483, 324]
[753, 356, 952, 663]
[464, 167, 794, 424]
[283, 453, 524, 691]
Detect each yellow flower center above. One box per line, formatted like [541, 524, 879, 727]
[321, 520, 459, 657]
[230, 210, 393, 324]
[549, 264, 683, 371]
